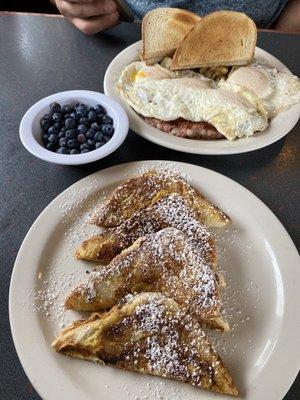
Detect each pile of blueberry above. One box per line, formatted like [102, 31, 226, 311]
[40, 102, 114, 154]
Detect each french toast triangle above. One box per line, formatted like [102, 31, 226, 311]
[76, 193, 217, 266]
[90, 170, 230, 228]
[66, 228, 229, 331]
[53, 293, 238, 396]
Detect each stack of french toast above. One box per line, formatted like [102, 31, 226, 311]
[52, 169, 239, 397]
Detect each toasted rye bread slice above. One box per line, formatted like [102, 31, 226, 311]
[171, 11, 257, 70]
[90, 170, 230, 228]
[76, 193, 217, 267]
[67, 228, 229, 331]
[142, 8, 201, 65]
[53, 293, 238, 396]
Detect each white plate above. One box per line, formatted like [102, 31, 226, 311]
[10, 160, 300, 400]
[104, 41, 300, 155]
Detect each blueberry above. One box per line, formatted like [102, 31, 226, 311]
[91, 122, 100, 131]
[94, 132, 103, 142]
[70, 149, 79, 155]
[42, 134, 49, 145]
[74, 112, 82, 120]
[95, 104, 105, 114]
[40, 119, 51, 131]
[49, 133, 59, 143]
[59, 137, 67, 147]
[103, 136, 110, 143]
[77, 124, 87, 134]
[79, 117, 89, 126]
[67, 139, 79, 149]
[65, 118, 76, 129]
[75, 105, 88, 117]
[69, 112, 78, 120]
[97, 113, 105, 123]
[48, 125, 59, 135]
[54, 122, 62, 130]
[86, 129, 95, 140]
[46, 142, 57, 151]
[88, 111, 97, 122]
[75, 102, 84, 108]
[43, 113, 52, 122]
[80, 143, 90, 151]
[80, 148, 91, 154]
[61, 127, 67, 133]
[63, 113, 70, 120]
[56, 146, 68, 154]
[101, 124, 114, 136]
[65, 129, 76, 139]
[52, 112, 62, 123]
[50, 102, 61, 113]
[88, 106, 95, 112]
[95, 141, 104, 149]
[102, 115, 113, 125]
[87, 139, 95, 148]
[62, 104, 74, 114]
[77, 133, 86, 143]
[58, 131, 66, 139]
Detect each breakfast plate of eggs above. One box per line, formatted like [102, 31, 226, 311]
[104, 10, 300, 155]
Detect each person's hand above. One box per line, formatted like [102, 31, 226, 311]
[54, 0, 119, 35]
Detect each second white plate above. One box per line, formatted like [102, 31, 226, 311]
[9, 160, 300, 400]
[104, 41, 300, 155]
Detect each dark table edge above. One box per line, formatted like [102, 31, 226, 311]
[1, 11, 300, 35]
[0, 11, 63, 18]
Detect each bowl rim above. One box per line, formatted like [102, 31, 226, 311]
[19, 90, 129, 165]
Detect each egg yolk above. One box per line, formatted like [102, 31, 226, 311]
[130, 70, 147, 82]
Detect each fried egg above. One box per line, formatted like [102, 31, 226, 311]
[116, 62, 268, 140]
[222, 64, 300, 117]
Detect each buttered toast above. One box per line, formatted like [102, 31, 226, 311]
[91, 170, 230, 228]
[141, 8, 201, 65]
[171, 11, 257, 70]
[53, 293, 238, 396]
[67, 228, 228, 331]
[76, 193, 216, 266]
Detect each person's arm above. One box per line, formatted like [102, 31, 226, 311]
[50, 0, 119, 35]
[274, 0, 300, 32]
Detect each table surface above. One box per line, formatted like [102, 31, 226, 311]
[0, 13, 299, 400]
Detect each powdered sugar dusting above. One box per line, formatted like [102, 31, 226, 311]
[123, 193, 212, 259]
[91, 167, 228, 228]
[74, 293, 229, 392]
[85, 193, 215, 263]
[32, 268, 81, 327]
[71, 227, 222, 325]
[129, 163, 191, 184]
[132, 297, 201, 379]
[25, 176, 110, 330]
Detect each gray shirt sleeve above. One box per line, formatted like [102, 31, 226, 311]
[127, 0, 288, 28]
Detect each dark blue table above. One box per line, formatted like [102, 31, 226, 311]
[0, 13, 299, 400]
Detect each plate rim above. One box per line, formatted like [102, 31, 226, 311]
[9, 160, 300, 400]
[103, 41, 300, 155]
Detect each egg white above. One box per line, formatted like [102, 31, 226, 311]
[223, 63, 300, 117]
[117, 62, 268, 140]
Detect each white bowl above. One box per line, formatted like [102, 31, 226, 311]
[19, 90, 129, 165]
